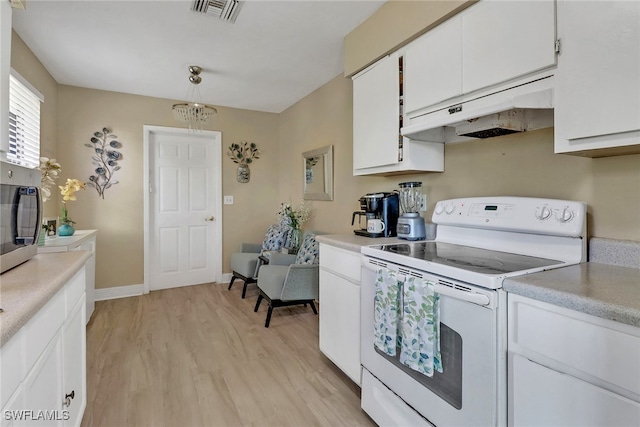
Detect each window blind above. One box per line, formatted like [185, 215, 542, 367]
[8, 71, 43, 169]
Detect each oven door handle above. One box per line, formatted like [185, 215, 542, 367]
[434, 284, 490, 306]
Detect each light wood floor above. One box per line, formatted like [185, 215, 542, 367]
[81, 282, 375, 427]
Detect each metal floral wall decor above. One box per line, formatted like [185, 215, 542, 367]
[227, 141, 260, 183]
[84, 127, 123, 198]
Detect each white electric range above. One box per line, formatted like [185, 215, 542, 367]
[360, 196, 587, 427]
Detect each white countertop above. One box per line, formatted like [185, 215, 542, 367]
[317, 224, 437, 253]
[503, 262, 640, 328]
[0, 251, 91, 347]
[38, 229, 97, 251]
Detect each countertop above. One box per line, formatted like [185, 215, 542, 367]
[503, 262, 640, 327]
[317, 234, 408, 252]
[37, 229, 97, 252]
[0, 251, 91, 347]
[317, 224, 437, 252]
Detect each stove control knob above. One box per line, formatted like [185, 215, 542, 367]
[445, 204, 456, 215]
[556, 207, 574, 223]
[434, 203, 444, 215]
[536, 206, 551, 220]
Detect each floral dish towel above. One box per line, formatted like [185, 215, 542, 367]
[373, 268, 401, 356]
[399, 276, 443, 377]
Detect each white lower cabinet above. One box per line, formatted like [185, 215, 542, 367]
[38, 230, 97, 324]
[0, 268, 87, 427]
[22, 335, 64, 426]
[511, 354, 640, 426]
[508, 293, 640, 426]
[318, 243, 362, 385]
[61, 297, 86, 427]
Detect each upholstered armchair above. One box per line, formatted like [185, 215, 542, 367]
[254, 232, 320, 327]
[228, 223, 291, 298]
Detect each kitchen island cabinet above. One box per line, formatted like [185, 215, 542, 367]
[555, 0, 640, 157]
[38, 230, 97, 324]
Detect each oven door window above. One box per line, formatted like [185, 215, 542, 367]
[376, 322, 462, 409]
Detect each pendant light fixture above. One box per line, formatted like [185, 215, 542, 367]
[172, 65, 217, 131]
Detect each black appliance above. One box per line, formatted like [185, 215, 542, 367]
[354, 192, 399, 238]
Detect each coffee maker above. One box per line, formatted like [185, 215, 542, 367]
[353, 192, 399, 238]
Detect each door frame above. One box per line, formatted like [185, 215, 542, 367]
[142, 125, 222, 294]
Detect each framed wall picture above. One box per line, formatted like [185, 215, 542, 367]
[43, 217, 57, 237]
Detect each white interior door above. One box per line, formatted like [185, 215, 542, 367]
[143, 126, 222, 292]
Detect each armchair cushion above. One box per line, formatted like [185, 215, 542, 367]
[230, 252, 259, 278]
[241, 242, 262, 253]
[261, 223, 288, 251]
[256, 265, 290, 300]
[294, 232, 319, 265]
[280, 264, 319, 301]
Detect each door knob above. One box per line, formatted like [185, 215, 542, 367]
[205, 216, 215, 221]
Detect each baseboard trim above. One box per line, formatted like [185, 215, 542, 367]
[220, 273, 233, 284]
[95, 284, 145, 301]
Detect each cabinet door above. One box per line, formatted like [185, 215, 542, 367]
[1, 386, 25, 427]
[62, 297, 86, 427]
[555, 0, 640, 153]
[71, 238, 96, 323]
[318, 269, 361, 385]
[404, 16, 462, 114]
[510, 354, 640, 426]
[353, 54, 399, 171]
[23, 335, 64, 427]
[462, 0, 556, 94]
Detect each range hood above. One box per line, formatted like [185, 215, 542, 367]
[402, 76, 555, 143]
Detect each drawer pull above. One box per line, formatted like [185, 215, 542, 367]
[63, 390, 75, 407]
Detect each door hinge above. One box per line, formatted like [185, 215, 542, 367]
[555, 39, 561, 54]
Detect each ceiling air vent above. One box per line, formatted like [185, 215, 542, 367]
[192, 0, 243, 23]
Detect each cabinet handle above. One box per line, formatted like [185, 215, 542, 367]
[63, 390, 75, 407]
[448, 104, 462, 114]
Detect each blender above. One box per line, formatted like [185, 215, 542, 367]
[397, 181, 426, 240]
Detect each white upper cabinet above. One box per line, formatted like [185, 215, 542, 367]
[404, 16, 462, 114]
[461, 0, 556, 94]
[353, 54, 400, 171]
[554, 0, 640, 157]
[403, 0, 556, 117]
[352, 53, 444, 176]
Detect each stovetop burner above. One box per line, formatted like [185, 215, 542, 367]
[380, 241, 561, 275]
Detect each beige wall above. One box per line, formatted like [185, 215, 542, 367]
[55, 86, 279, 289]
[280, 75, 640, 242]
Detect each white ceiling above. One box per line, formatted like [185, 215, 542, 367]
[11, 0, 385, 113]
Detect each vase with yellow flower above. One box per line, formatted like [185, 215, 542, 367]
[58, 178, 86, 236]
